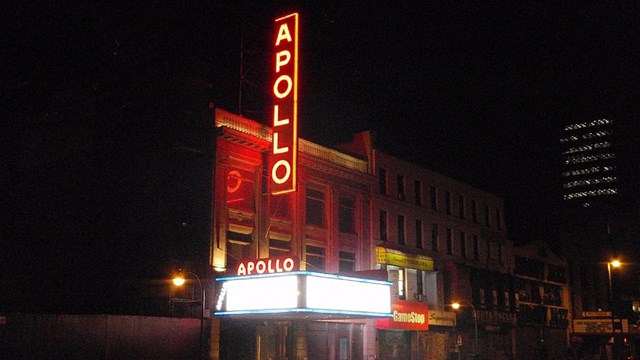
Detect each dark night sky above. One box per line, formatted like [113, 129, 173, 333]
[3, 1, 640, 312]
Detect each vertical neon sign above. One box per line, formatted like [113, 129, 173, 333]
[270, 13, 298, 195]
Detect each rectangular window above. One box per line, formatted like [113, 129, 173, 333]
[484, 204, 490, 226]
[269, 238, 291, 258]
[446, 227, 453, 255]
[415, 220, 423, 249]
[397, 174, 406, 200]
[445, 191, 452, 214]
[429, 185, 437, 210]
[338, 197, 356, 234]
[497, 243, 503, 261]
[473, 234, 479, 260]
[431, 224, 439, 252]
[414, 180, 422, 206]
[458, 194, 465, 218]
[305, 188, 325, 226]
[339, 251, 356, 272]
[306, 245, 326, 271]
[460, 231, 466, 258]
[379, 168, 387, 195]
[398, 215, 405, 245]
[380, 210, 388, 242]
[397, 269, 405, 300]
[496, 208, 502, 230]
[417, 270, 424, 298]
[471, 200, 478, 223]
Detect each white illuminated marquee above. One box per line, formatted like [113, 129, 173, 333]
[225, 274, 298, 311]
[215, 272, 392, 318]
[306, 274, 391, 314]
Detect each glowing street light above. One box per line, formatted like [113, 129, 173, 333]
[173, 269, 205, 359]
[451, 300, 478, 357]
[607, 259, 621, 360]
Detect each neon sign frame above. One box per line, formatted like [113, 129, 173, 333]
[270, 12, 299, 195]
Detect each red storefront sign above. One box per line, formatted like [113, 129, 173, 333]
[269, 13, 299, 195]
[376, 301, 429, 331]
[236, 256, 299, 276]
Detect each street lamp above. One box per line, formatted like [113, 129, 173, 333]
[607, 260, 620, 360]
[173, 270, 205, 360]
[452, 300, 478, 357]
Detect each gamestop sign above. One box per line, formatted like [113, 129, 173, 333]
[270, 13, 299, 195]
[376, 301, 429, 331]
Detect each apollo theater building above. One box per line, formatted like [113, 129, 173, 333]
[207, 11, 513, 360]
[209, 12, 395, 359]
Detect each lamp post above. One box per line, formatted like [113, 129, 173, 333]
[173, 270, 205, 360]
[452, 301, 478, 358]
[607, 260, 620, 360]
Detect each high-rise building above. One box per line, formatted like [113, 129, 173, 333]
[560, 118, 618, 207]
[559, 117, 640, 357]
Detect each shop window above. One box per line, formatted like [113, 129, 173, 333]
[416, 270, 424, 299]
[306, 245, 325, 271]
[305, 188, 325, 227]
[338, 197, 356, 234]
[415, 219, 423, 249]
[398, 268, 406, 300]
[380, 210, 388, 242]
[339, 251, 356, 272]
[379, 168, 387, 195]
[397, 215, 405, 245]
